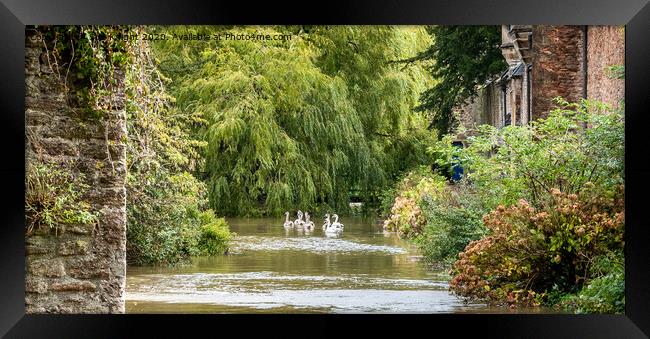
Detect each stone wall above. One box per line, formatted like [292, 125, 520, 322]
[454, 82, 503, 134]
[24, 29, 127, 313]
[521, 66, 531, 125]
[531, 25, 586, 120]
[586, 26, 625, 108]
[507, 76, 524, 125]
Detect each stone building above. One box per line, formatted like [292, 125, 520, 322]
[454, 25, 625, 134]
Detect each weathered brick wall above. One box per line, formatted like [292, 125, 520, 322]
[454, 92, 484, 132]
[24, 30, 127, 313]
[457, 25, 622, 132]
[531, 26, 586, 119]
[586, 26, 625, 108]
[486, 84, 503, 128]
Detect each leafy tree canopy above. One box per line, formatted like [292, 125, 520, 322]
[151, 26, 437, 216]
[409, 26, 507, 134]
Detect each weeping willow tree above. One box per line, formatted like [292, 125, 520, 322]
[151, 25, 436, 216]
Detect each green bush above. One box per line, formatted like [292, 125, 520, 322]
[433, 98, 625, 211]
[415, 184, 487, 264]
[126, 172, 233, 265]
[560, 251, 625, 314]
[379, 184, 399, 218]
[382, 167, 447, 238]
[435, 99, 625, 312]
[382, 167, 487, 265]
[450, 187, 624, 307]
[197, 212, 231, 255]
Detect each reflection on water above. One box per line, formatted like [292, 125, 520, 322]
[125, 216, 550, 313]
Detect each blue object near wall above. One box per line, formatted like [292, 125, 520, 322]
[451, 141, 464, 182]
[451, 162, 463, 181]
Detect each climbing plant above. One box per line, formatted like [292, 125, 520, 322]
[25, 159, 98, 236]
[35, 25, 133, 118]
[124, 27, 230, 265]
[26, 26, 231, 263]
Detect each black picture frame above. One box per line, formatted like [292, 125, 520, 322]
[1, 0, 648, 337]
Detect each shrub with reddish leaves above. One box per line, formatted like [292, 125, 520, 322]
[449, 184, 624, 307]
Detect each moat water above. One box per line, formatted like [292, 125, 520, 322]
[125, 216, 555, 313]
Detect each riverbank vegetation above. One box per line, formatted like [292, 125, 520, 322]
[131, 25, 626, 312]
[24, 26, 231, 266]
[401, 26, 507, 133]
[377, 26, 625, 314]
[382, 99, 624, 313]
[124, 28, 230, 265]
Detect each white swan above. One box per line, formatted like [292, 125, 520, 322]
[283, 211, 294, 228]
[325, 214, 344, 235]
[303, 212, 315, 231]
[294, 210, 305, 229]
[322, 213, 331, 230]
[325, 226, 343, 235]
[331, 214, 344, 230]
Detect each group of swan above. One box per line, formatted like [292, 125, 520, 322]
[322, 213, 344, 234]
[283, 210, 315, 231]
[284, 210, 344, 234]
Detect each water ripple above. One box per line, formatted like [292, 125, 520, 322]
[127, 271, 448, 294]
[230, 236, 407, 255]
[126, 272, 462, 313]
[126, 289, 469, 313]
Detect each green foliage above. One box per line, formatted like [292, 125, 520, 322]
[25, 160, 98, 236]
[382, 167, 447, 238]
[450, 188, 624, 307]
[607, 65, 625, 80]
[560, 251, 625, 314]
[381, 168, 488, 264]
[197, 213, 231, 255]
[408, 26, 507, 134]
[442, 100, 625, 309]
[378, 184, 399, 219]
[126, 172, 218, 265]
[151, 26, 437, 216]
[415, 183, 488, 264]
[434, 98, 625, 210]
[124, 30, 230, 265]
[381, 98, 625, 312]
